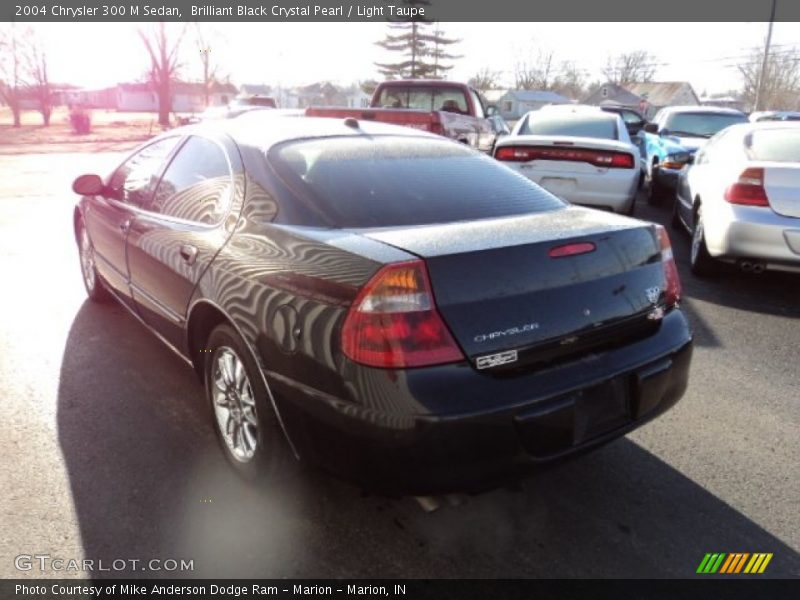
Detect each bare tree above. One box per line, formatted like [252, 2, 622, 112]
[0, 24, 29, 127]
[468, 67, 502, 91]
[514, 48, 555, 90]
[739, 42, 800, 111]
[194, 24, 225, 108]
[551, 61, 587, 100]
[26, 33, 53, 126]
[139, 23, 187, 127]
[602, 51, 656, 85]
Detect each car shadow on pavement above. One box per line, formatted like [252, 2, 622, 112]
[57, 301, 800, 579]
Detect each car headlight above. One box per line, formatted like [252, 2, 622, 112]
[661, 152, 690, 169]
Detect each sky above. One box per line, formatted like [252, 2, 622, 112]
[29, 21, 800, 96]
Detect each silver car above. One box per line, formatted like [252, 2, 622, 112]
[673, 121, 800, 275]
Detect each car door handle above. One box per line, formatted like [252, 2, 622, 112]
[179, 244, 198, 265]
[120, 218, 131, 233]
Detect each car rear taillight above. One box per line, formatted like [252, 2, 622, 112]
[655, 225, 681, 307]
[341, 260, 464, 368]
[724, 167, 769, 206]
[495, 146, 635, 168]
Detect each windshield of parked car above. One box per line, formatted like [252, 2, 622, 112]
[663, 112, 747, 138]
[270, 136, 565, 228]
[375, 86, 470, 113]
[746, 129, 800, 162]
[518, 113, 618, 140]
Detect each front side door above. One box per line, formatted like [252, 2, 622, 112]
[83, 137, 180, 301]
[126, 135, 239, 350]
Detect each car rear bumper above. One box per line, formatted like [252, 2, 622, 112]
[507, 164, 638, 213]
[704, 203, 800, 268]
[268, 310, 693, 494]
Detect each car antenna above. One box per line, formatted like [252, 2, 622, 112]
[343, 117, 359, 129]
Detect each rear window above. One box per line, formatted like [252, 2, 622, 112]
[269, 136, 565, 228]
[746, 130, 800, 162]
[663, 112, 747, 138]
[518, 114, 617, 140]
[375, 86, 469, 113]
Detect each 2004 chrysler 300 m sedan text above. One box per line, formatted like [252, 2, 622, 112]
[71, 115, 693, 494]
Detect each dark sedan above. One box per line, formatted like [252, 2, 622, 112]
[72, 116, 693, 494]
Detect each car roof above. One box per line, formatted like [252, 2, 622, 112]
[526, 105, 616, 119]
[724, 120, 800, 134]
[173, 114, 439, 151]
[659, 105, 746, 116]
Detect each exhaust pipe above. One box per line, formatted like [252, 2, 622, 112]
[414, 496, 441, 513]
[738, 260, 766, 274]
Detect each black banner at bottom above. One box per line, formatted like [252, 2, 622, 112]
[2, 579, 798, 600]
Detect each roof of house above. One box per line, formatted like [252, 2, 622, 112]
[626, 81, 698, 106]
[503, 90, 572, 104]
[584, 82, 643, 106]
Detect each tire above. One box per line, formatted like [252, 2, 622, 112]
[624, 195, 636, 217]
[690, 205, 716, 277]
[77, 220, 112, 303]
[670, 197, 682, 230]
[648, 166, 665, 205]
[204, 323, 294, 481]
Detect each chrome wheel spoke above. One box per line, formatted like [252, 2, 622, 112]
[211, 346, 258, 463]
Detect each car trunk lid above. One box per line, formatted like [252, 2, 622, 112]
[355, 207, 668, 371]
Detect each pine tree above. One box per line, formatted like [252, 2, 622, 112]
[374, 3, 460, 80]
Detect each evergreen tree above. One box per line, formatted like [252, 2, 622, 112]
[374, 3, 460, 79]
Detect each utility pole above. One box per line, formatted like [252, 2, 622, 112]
[754, 0, 777, 112]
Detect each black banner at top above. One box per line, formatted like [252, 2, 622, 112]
[4, 0, 800, 22]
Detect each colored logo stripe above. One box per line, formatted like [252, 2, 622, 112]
[697, 553, 773, 574]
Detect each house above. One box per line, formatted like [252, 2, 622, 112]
[342, 84, 371, 108]
[482, 89, 508, 107]
[296, 82, 347, 108]
[113, 81, 238, 112]
[238, 84, 272, 98]
[584, 82, 643, 111]
[626, 82, 699, 117]
[585, 81, 699, 119]
[495, 90, 572, 121]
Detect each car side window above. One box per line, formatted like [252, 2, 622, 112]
[149, 136, 233, 225]
[697, 129, 731, 164]
[107, 137, 180, 208]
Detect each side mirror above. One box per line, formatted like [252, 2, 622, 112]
[659, 128, 671, 137]
[486, 105, 498, 117]
[72, 174, 105, 196]
[643, 122, 658, 134]
[687, 154, 696, 165]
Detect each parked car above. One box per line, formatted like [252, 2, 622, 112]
[673, 121, 800, 276]
[600, 106, 648, 136]
[600, 106, 649, 186]
[494, 105, 641, 215]
[71, 115, 692, 494]
[200, 97, 277, 120]
[750, 111, 800, 122]
[643, 106, 748, 203]
[305, 80, 498, 152]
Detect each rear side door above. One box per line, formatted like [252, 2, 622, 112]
[126, 134, 241, 350]
[83, 137, 180, 302]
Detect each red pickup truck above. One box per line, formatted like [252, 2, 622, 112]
[305, 80, 499, 152]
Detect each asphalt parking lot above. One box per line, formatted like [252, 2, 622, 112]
[0, 149, 797, 579]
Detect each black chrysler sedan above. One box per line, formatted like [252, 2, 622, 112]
[72, 115, 692, 494]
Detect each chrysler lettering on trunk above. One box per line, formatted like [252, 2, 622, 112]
[474, 322, 540, 343]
